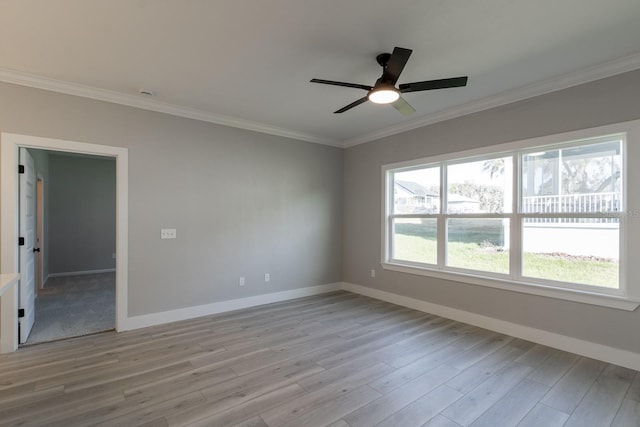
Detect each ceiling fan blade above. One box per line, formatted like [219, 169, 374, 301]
[383, 47, 413, 85]
[310, 79, 373, 91]
[399, 76, 468, 93]
[391, 96, 416, 116]
[334, 96, 369, 114]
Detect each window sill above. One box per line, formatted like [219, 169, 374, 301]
[381, 262, 640, 311]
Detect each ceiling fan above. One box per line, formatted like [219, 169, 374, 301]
[310, 46, 468, 115]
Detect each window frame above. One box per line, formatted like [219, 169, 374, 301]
[381, 121, 639, 311]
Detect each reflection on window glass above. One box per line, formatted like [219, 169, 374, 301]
[392, 218, 437, 265]
[521, 140, 622, 213]
[522, 218, 619, 288]
[446, 218, 509, 274]
[393, 167, 440, 214]
[447, 157, 513, 214]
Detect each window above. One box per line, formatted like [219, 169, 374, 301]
[392, 166, 440, 265]
[519, 141, 621, 289]
[383, 128, 631, 307]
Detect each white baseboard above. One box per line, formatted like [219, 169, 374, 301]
[120, 282, 342, 331]
[341, 282, 640, 372]
[48, 268, 116, 278]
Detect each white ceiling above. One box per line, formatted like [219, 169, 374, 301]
[1, 1, 640, 147]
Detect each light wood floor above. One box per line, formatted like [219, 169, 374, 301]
[1, 291, 638, 427]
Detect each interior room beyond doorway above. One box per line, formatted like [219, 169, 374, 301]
[23, 149, 117, 344]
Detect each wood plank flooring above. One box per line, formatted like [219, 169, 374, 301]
[0, 291, 638, 426]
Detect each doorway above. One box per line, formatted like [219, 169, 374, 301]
[1, 133, 128, 350]
[26, 149, 117, 344]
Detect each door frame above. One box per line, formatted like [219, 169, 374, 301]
[1, 133, 128, 334]
[36, 174, 44, 292]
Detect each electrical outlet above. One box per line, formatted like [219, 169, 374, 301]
[239, 277, 245, 286]
[265, 273, 270, 282]
[371, 269, 376, 278]
[160, 228, 177, 239]
[112, 253, 116, 259]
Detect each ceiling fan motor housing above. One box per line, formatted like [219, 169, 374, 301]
[372, 77, 396, 91]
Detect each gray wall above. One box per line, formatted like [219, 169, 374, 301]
[344, 69, 640, 354]
[0, 82, 343, 316]
[48, 154, 116, 274]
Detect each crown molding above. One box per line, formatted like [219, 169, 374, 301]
[2, 51, 640, 149]
[0, 68, 341, 147]
[342, 51, 640, 148]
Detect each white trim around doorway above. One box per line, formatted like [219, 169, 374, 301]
[1, 133, 128, 338]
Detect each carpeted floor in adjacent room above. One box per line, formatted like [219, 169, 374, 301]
[25, 272, 115, 345]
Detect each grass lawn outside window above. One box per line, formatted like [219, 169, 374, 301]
[393, 219, 617, 288]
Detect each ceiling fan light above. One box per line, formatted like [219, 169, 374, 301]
[368, 88, 400, 104]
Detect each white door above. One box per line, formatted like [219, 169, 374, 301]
[19, 148, 36, 343]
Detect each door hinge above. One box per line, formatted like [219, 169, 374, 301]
[18, 309, 24, 318]
[18, 165, 25, 174]
[18, 237, 25, 246]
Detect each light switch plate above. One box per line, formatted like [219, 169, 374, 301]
[161, 228, 177, 239]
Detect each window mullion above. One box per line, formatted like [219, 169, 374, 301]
[511, 153, 521, 279]
[438, 164, 447, 268]
[387, 215, 394, 262]
[438, 215, 446, 269]
[510, 214, 522, 280]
